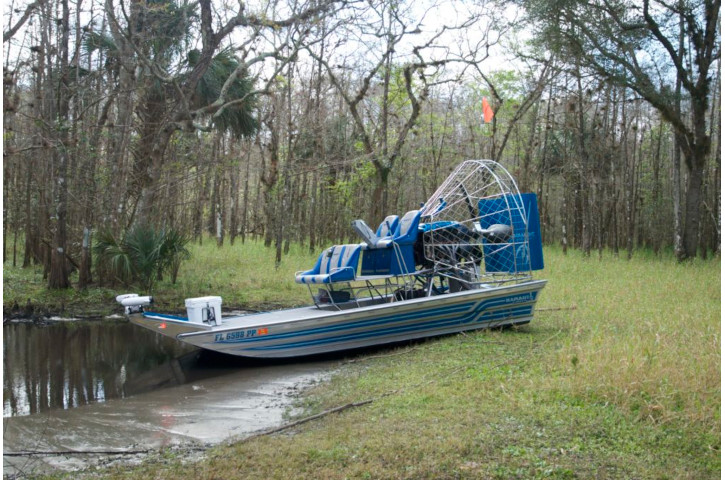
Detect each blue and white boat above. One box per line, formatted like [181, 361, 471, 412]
[117, 160, 546, 358]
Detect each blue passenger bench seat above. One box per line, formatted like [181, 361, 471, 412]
[360, 209, 422, 275]
[295, 244, 362, 284]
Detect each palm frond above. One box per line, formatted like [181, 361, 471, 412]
[194, 48, 259, 138]
[94, 226, 192, 290]
[83, 31, 118, 56]
[145, 0, 199, 62]
[93, 229, 134, 284]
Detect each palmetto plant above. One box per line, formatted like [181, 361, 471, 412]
[94, 226, 191, 291]
[158, 228, 192, 284]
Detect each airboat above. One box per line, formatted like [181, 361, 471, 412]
[117, 160, 546, 358]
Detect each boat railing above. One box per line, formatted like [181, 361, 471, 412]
[302, 273, 422, 311]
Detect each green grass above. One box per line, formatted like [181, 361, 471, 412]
[3, 238, 319, 316]
[48, 245, 719, 479]
[148, 238, 318, 311]
[3, 264, 121, 317]
[4, 244, 720, 478]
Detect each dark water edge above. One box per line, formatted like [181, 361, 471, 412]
[3, 316, 401, 418]
[3, 318, 199, 417]
[2, 319, 341, 476]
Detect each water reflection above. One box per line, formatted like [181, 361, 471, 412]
[3, 320, 197, 417]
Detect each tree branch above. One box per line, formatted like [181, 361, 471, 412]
[3, 0, 47, 43]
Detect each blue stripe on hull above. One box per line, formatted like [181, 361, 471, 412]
[183, 284, 545, 357]
[246, 305, 533, 353]
[213, 292, 534, 348]
[213, 301, 477, 345]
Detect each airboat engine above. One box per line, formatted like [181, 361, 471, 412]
[185, 296, 223, 326]
[475, 223, 513, 243]
[115, 293, 154, 314]
[419, 159, 544, 282]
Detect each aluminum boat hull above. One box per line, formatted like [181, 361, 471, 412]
[130, 280, 546, 358]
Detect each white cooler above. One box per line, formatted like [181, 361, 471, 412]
[185, 296, 222, 326]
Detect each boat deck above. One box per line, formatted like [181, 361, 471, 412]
[215, 296, 390, 331]
[220, 306, 333, 328]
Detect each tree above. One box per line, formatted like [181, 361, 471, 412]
[101, 0, 341, 227]
[522, 0, 720, 260]
[471, 61, 554, 163]
[3, 0, 46, 42]
[308, 0, 494, 221]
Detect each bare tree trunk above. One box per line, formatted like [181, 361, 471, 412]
[537, 85, 554, 244]
[261, 113, 280, 248]
[3, 111, 10, 265]
[651, 123, 664, 255]
[626, 123, 642, 260]
[22, 156, 36, 267]
[229, 143, 240, 245]
[309, 176, 318, 253]
[621, 93, 636, 260]
[192, 145, 206, 244]
[708, 64, 721, 256]
[575, 67, 591, 256]
[79, 87, 116, 289]
[276, 63, 295, 265]
[521, 103, 539, 193]
[216, 205, 223, 247]
[682, 159, 704, 258]
[241, 143, 252, 244]
[48, 0, 71, 289]
[561, 195, 568, 255]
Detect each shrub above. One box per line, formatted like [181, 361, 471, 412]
[94, 226, 191, 291]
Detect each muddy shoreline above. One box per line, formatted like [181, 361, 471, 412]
[2, 299, 283, 324]
[3, 315, 339, 477]
[3, 351, 336, 476]
[2, 299, 119, 323]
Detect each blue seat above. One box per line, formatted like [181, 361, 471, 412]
[360, 210, 422, 275]
[295, 244, 362, 284]
[388, 209, 422, 274]
[376, 215, 400, 237]
[392, 210, 422, 245]
[351, 214, 400, 248]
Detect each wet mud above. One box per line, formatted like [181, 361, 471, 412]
[3, 320, 337, 475]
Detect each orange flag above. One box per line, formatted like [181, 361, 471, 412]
[481, 97, 494, 123]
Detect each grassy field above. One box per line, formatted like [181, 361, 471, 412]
[5, 243, 721, 478]
[3, 238, 319, 317]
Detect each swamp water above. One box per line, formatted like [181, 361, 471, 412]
[3, 319, 338, 475]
